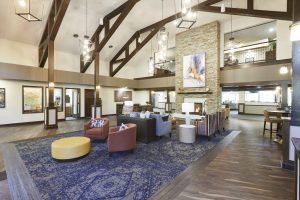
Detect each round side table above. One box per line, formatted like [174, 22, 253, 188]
[179, 124, 196, 143]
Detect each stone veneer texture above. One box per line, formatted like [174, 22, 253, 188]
[175, 21, 221, 114]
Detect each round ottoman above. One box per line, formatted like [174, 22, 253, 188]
[51, 137, 91, 160]
[179, 124, 196, 143]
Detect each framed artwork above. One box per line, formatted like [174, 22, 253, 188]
[0, 88, 5, 108]
[114, 90, 132, 102]
[22, 86, 44, 114]
[45, 87, 63, 112]
[183, 53, 206, 88]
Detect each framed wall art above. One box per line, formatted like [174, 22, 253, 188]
[114, 90, 132, 102]
[182, 53, 206, 88]
[22, 86, 44, 114]
[0, 88, 5, 108]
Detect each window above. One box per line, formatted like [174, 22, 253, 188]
[222, 92, 239, 104]
[245, 90, 276, 103]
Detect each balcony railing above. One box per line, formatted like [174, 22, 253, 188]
[224, 40, 276, 66]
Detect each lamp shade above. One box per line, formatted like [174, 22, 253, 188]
[124, 101, 133, 106]
[290, 22, 300, 42]
[182, 102, 194, 113]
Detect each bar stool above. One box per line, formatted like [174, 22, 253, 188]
[263, 110, 283, 139]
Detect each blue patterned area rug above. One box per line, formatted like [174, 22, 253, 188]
[15, 130, 230, 200]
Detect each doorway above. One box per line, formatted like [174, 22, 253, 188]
[85, 89, 94, 118]
[65, 88, 81, 120]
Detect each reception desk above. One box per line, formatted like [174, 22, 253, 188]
[238, 103, 278, 115]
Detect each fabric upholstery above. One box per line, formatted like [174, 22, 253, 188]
[150, 114, 172, 137]
[195, 113, 218, 137]
[84, 118, 109, 140]
[217, 111, 226, 133]
[108, 123, 137, 153]
[117, 115, 156, 143]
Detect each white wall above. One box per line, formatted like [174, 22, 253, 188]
[276, 20, 293, 60]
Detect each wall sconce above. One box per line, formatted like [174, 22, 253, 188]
[49, 82, 55, 88]
[279, 66, 288, 75]
[290, 22, 300, 42]
[96, 85, 101, 90]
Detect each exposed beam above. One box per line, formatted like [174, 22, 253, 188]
[38, 0, 70, 68]
[109, 0, 293, 76]
[197, 5, 292, 21]
[80, 0, 140, 73]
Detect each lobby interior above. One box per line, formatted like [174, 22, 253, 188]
[0, 0, 300, 199]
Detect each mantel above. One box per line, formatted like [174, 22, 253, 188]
[177, 91, 213, 94]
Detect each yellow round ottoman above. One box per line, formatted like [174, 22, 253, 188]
[51, 137, 91, 160]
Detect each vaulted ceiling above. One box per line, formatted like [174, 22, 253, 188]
[0, 0, 289, 68]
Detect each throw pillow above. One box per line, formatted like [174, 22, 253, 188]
[90, 119, 105, 128]
[162, 115, 169, 121]
[119, 123, 128, 131]
[145, 111, 151, 118]
[140, 112, 146, 119]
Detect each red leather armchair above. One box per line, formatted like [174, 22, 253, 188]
[107, 123, 137, 156]
[84, 118, 109, 140]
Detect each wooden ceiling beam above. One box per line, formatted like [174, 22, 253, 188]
[38, 0, 70, 68]
[80, 0, 140, 73]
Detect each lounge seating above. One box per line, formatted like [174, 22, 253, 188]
[195, 113, 218, 139]
[108, 123, 137, 156]
[84, 118, 109, 140]
[150, 114, 172, 137]
[263, 110, 282, 139]
[117, 115, 156, 143]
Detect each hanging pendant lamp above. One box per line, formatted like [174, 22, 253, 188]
[157, 0, 169, 61]
[14, 0, 45, 22]
[80, 0, 94, 63]
[177, 0, 197, 29]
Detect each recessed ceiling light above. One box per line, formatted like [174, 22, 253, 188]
[269, 28, 274, 32]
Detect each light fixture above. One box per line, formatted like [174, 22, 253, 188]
[177, 0, 197, 29]
[148, 39, 154, 76]
[269, 28, 274, 32]
[290, 22, 300, 42]
[96, 85, 101, 90]
[221, 3, 226, 13]
[13, 0, 45, 22]
[49, 82, 55, 88]
[80, 0, 94, 63]
[279, 66, 289, 75]
[157, 0, 169, 61]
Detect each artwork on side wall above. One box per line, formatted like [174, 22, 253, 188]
[183, 53, 206, 88]
[0, 88, 5, 108]
[114, 90, 132, 102]
[23, 86, 44, 114]
[45, 87, 63, 112]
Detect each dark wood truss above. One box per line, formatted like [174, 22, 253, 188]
[109, 0, 293, 77]
[38, 0, 70, 68]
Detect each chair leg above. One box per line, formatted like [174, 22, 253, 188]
[270, 123, 273, 139]
[263, 121, 266, 136]
[169, 132, 172, 138]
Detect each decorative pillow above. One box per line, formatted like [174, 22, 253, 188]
[130, 112, 139, 118]
[162, 115, 169, 122]
[145, 111, 151, 119]
[119, 123, 128, 131]
[90, 119, 105, 128]
[140, 112, 146, 119]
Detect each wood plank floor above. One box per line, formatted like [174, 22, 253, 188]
[151, 116, 294, 200]
[0, 115, 295, 200]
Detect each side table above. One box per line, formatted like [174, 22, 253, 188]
[179, 124, 196, 143]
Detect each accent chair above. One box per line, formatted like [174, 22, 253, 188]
[84, 118, 109, 140]
[150, 114, 172, 137]
[107, 123, 137, 156]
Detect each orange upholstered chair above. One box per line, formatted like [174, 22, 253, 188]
[84, 118, 109, 140]
[107, 123, 137, 156]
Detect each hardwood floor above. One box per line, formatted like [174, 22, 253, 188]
[0, 115, 294, 200]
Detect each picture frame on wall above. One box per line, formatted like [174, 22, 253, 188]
[45, 87, 63, 112]
[0, 88, 5, 108]
[182, 53, 206, 88]
[114, 90, 132, 102]
[22, 86, 44, 114]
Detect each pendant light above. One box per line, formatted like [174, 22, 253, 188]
[228, 0, 237, 53]
[177, 0, 197, 29]
[157, 0, 169, 61]
[80, 0, 93, 63]
[148, 39, 154, 76]
[14, 0, 45, 22]
[290, 22, 300, 42]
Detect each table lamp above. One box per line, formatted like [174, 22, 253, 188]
[182, 102, 194, 125]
